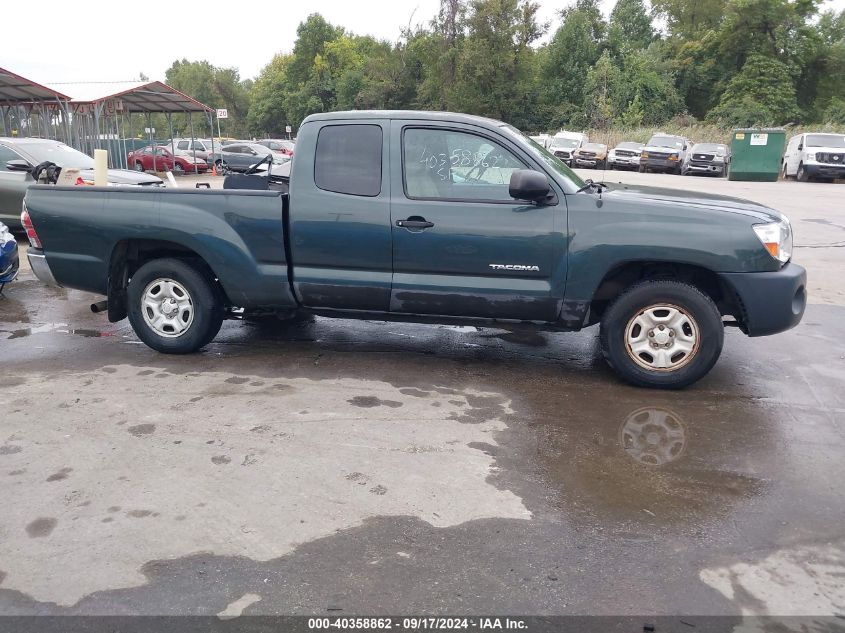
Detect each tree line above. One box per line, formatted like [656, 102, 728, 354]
[158, 0, 845, 139]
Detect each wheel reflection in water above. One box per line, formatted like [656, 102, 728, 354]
[620, 407, 687, 466]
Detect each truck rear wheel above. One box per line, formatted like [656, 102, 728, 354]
[599, 280, 724, 389]
[127, 258, 223, 354]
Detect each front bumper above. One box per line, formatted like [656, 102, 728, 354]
[805, 163, 845, 179]
[642, 158, 681, 171]
[575, 158, 600, 167]
[719, 262, 807, 337]
[609, 158, 639, 168]
[27, 250, 60, 287]
[686, 162, 724, 174]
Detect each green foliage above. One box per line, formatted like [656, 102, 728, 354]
[157, 0, 844, 140]
[607, 0, 653, 56]
[822, 97, 845, 124]
[540, 0, 605, 127]
[708, 54, 800, 126]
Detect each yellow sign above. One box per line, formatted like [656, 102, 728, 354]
[735, 133, 746, 140]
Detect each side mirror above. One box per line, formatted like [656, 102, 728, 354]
[509, 169, 551, 204]
[798, 144, 803, 150]
[6, 159, 31, 172]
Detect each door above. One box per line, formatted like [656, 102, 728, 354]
[389, 123, 563, 321]
[289, 120, 392, 311]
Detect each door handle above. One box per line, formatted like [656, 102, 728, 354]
[396, 217, 434, 229]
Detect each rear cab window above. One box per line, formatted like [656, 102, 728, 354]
[315, 124, 382, 197]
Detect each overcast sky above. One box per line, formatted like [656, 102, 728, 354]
[4, 0, 845, 91]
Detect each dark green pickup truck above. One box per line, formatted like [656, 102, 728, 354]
[22, 110, 806, 388]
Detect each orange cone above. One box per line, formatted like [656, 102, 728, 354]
[212, 163, 218, 176]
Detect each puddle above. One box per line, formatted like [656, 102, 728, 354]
[1, 323, 115, 339]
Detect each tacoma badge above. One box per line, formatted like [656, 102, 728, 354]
[489, 264, 540, 272]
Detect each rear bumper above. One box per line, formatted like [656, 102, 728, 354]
[719, 262, 807, 337]
[27, 250, 60, 287]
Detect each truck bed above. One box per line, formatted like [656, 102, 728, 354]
[24, 186, 297, 310]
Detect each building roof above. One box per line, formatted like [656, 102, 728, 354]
[0, 67, 71, 105]
[55, 80, 213, 113]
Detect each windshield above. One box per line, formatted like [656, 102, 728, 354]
[616, 142, 642, 150]
[806, 134, 845, 148]
[693, 143, 726, 154]
[549, 138, 580, 150]
[501, 124, 585, 191]
[648, 136, 684, 150]
[19, 142, 95, 168]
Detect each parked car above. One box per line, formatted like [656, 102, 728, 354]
[683, 143, 730, 177]
[607, 142, 643, 170]
[208, 142, 287, 174]
[256, 139, 295, 157]
[548, 131, 588, 166]
[168, 138, 218, 162]
[0, 221, 18, 288]
[639, 133, 691, 174]
[23, 109, 805, 390]
[127, 146, 209, 174]
[782, 132, 845, 182]
[0, 137, 163, 229]
[573, 143, 609, 169]
[529, 134, 552, 149]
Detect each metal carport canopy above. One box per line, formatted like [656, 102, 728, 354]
[60, 80, 212, 113]
[0, 67, 71, 105]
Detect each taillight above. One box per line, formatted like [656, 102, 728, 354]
[21, 204, 42, 249]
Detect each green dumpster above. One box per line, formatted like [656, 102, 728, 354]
[728, 128, 786, 182]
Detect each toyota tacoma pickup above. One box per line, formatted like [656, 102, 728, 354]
[21, 110, 806, 389]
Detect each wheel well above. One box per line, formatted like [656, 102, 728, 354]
[587, 261, 743, 328]
[107, 239, 228, 322]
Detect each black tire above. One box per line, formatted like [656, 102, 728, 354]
[797, 163, 809, 182]
[172, 163, 185, 176]
[134, 161, 145, 172]
[781, 162, 790, 180]
[127, 258, 224, 354]
[216, 160, 229, 175]
[599, 280, 724, 389]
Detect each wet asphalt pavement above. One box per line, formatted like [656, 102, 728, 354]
[1, 173, 844, 620]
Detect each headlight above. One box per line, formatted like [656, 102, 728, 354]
[713, 156, 725, 163]
[668, 153, 679, 161]
[0, 222, 14, 247]
[753, 218, 792, 264]
[806, 153, 816, 161]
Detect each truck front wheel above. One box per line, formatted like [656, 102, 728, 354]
[600, 280, 724, 389]
[127, 258, 223, 354]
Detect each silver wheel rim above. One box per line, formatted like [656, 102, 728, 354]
[624, 303, 700, 372]
[141, 278, 194, 338]
[135, 162, 144, 171]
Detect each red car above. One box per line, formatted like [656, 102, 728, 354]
[127, 146, 209, 174]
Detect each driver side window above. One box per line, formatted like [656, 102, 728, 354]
[0, 145, 23, 172]
[403, 128, 525, 201]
